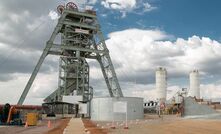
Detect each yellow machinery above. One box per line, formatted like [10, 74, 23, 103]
[26, 113, 38, 126]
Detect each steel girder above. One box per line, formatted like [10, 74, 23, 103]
[17, 9, 123, 105]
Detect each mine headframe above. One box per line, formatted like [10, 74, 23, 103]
[17, 2, 123, 105]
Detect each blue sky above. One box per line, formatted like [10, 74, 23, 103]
[97, 0, 221, 41]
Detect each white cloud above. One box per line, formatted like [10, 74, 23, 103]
[0, 72, 58, 105]
[48, 10, 59, 20]
[143, 2, 156, 12]
[101, 0, 155, 17]
[101, 0, 136, 17]
[201, 84, 221, 99]
[101, 0, 136, 10]
[104, 29, 221, 78]
[89, 28, 221, 101]
[90, 29, 221, 87]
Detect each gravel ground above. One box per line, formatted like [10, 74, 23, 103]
[0, 119, 64, 134]
[91, 115, 221, 134]
[83, 119, 108, 134]
[2, 115, 221, 134]
[45, 118, 70, 134]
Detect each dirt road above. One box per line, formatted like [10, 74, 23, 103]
[105, 115, 221, 134]
[1, 116, 221, 134]
[45, 118, 70, 134]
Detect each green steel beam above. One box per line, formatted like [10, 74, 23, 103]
[17, 13, 68, 105]
[96, 30, 123, 97]
[51, 44, 106, 54]
[62, 21, 98, 30]
[18, 8, 123, 105]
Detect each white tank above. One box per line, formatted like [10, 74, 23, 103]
[188, 70, 200, 99]
[156, 67, 167, 101]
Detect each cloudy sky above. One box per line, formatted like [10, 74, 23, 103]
[0, 0, 221, 105]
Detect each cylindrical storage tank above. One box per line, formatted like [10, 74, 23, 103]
[91, 97, 144, 121]
[155, 67, 167, 101]
[188, 70, 200, 99]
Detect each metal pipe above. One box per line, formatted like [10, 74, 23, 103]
[0, 105, 42, 110]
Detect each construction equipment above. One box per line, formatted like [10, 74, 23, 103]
[17, 2, 123, 105]
[26, 113, 38, 126]
[0, 103, 22, 125]
[0, 103, 42, 126]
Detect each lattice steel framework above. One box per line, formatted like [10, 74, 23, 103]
[17, 7, 123, 105]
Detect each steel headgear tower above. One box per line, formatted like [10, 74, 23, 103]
[17, 2, 123, 105]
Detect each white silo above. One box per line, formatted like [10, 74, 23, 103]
[188, 70, 200, 99]
[155, 67, 167, 101]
